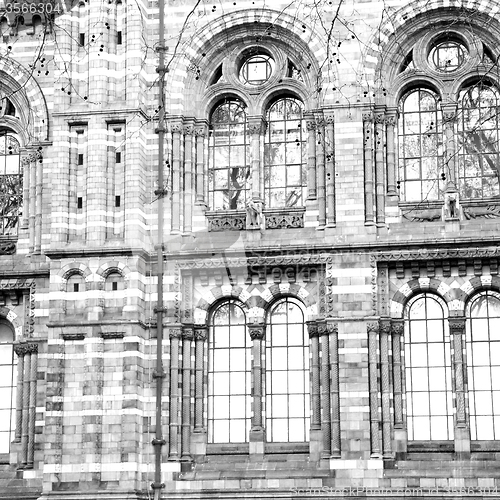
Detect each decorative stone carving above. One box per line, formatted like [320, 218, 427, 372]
[169, 327, 182, 339]
[401, 205, 441, 222]
[246, 199, 263, 230]
[463, 204, 500, 219]
[307, 320, 318, 338]
[248, 324, 265, 340]
[194, 325, 207, 341]
[207, 213, 245, 232]
[265, 211, 304, 229]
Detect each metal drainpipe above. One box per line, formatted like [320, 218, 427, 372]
[152, 0, 167, 496]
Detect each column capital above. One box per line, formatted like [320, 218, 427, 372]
[194, 325, 208, 341]
[449, 317, 466, 334]
[182, 324, 194, 340]
[391, 320, 404, 336]
[169, 326, 182, 339]
[442, 103, 458, 123]
[307, 320, 319, 338]
[326, 321, 338, 335]
[379, 319, 392, 336]
[248, 323, 265, 340]
[247, 115, 267, 135]
[367, 321, 379, 334]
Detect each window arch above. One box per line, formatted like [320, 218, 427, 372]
[398, 88, 443, 202]
[265, 297, 309, 442]
[207, 300, 251, 443]
[0, 320, 16, 453]
[466, 290, 500, 440]
[208, 99, 250, 210]
[264, 97, 307, 208]
[457, 82, 500, 199]
[404, 293, 453, 440]
[0, 133, 21, 236]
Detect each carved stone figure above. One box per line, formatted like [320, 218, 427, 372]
[246, 199, 263, 229]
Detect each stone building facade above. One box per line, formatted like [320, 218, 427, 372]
[1, 0, 500, 499]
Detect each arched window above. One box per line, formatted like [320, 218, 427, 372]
[264, 97, 306, 208]
[265, 297, 309, 442]
[0, 321, 16, 453]
[404, 293, 453, 440]
[0, 134, 21, 236]
[466, 291, 500, 440]
[208, 100, 250, 210]
[457, 82, 500, 199]
[207, 301, 251, 443]
[398, 89, 443, 202]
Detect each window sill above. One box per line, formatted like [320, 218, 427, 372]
[206, 443, 249, 455]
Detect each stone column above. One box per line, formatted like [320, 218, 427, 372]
[248, 323, 265, 459]
[194, 121, 208, 206]
[181, 325, 193, 461]
[192, 325, 207, 457]
[307, 320, 321, 461]
[170, 119, 183, 234]
[20, 155, 29, 229]
[28, 152, 36, 253]
[363, 111, 375, 224]
[168, 326, 181, 460]
[329, 322, 341, 458]
[374, 111, 386, 225]
[368, 322, 382, 457]
[315, 112, 326, 227]
[380, 320, 393, 458]
[305, 114, 317, 200]
[391, 320, 406, 454]
[385, 109, 398, 199]
[183, 122, 194, 234]
[442, 104, 458, 191]
[318, 321, 331, 459]
[325, 112, 335, 227]
[35, 150, 43, 253]
[247, 116, 266, 202]
[13, 344, 26, 443]
[21, 347, 31, 466]
[449, 318, 470, 454]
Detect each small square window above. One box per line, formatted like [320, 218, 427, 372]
[117, 31, 122, 45]
[115, 195, 121, 207]
[77, 197, 83, 209]
[79, 33, 85, 46]
[73, 283, 79, 292]
[112, 282, 118, 291]
[78, 153, 84, 165]
[116, 152, 121, 163]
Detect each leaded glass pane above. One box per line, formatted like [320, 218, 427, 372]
[208, 101, 250, 210]
[467, 291, 500, 440]
[208, 301, 251, 443]
[265, 298, 309, 442]
[398, 89, 443, 201]
[264, 98, 306, 208]
[405, 294, 453, 440]
[458, 83, 500, 199]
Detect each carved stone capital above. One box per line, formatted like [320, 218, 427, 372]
[449, 318, 466, 335]
[379, 320, 392, 336]
[248, 323, 265, 340]
[374, 113, 385, 125]
[247, 116, 267, 135]
[194, 325, 208, 341]
[367, 322, 379, 334]
[362, 111, 373, 122]
[317, 320, 327, 336]
[391, 321, 404, 336]
[169, 327, 182, 339]
[182, 325, 194, 340]
[183, 125, 194, 136]
[306, 120, 317, 131]
[25, 342, 38, 354]
[194, 125, 208, 137]
[307, 320, 318, 338]
[326, 321, 338, 335]
[385, 115, 397, 127]
[14, 343, 28, 356]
